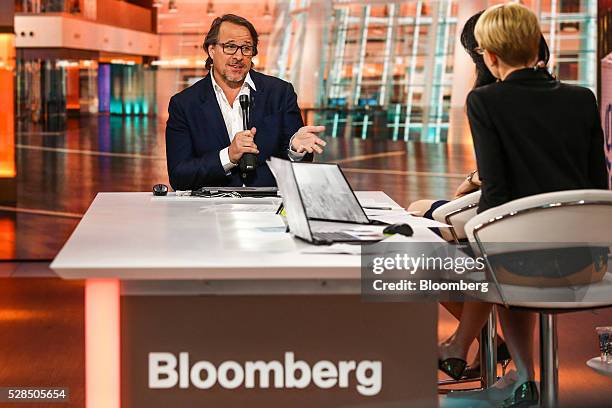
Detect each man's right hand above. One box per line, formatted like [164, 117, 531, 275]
[228, 127, 259, 164]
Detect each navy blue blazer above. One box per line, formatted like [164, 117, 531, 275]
[165, 70, 306, 190]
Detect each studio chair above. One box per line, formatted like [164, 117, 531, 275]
[433, 190, 481, 243]
[465, 189, 612, 407]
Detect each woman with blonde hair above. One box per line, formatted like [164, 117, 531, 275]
[439, 3, 607, 406]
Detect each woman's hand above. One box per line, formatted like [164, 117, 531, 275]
[454, 170, 481, 198]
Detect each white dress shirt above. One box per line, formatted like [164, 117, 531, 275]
[211, 71, 305, 174]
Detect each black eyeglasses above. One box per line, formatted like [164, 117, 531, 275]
[217, 42, 256, 57]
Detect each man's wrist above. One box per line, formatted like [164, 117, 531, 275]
[289, 132, 299, 153]
[220, 147, 237, 173]
[289, 140, 306, 156]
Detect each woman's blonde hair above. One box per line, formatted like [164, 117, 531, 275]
[474, 2, 541, 66]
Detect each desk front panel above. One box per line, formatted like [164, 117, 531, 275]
[121, 294, 437, 407]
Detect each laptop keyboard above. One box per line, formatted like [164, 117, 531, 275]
[312, 231, 357, 242]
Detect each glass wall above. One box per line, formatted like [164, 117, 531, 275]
[16, 59, 156, 130]
[319, 1, 458, 142]
[80, 60, 99, 114]
[523, 0, 597, 92]
[110, 63, 156, 116]
[16, 59, 67, 131]
[14, 0, 597, 142]
[265, 0, 459, 142]
[261, 0, 597, 143]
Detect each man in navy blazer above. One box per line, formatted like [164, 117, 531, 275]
[165, 14, 326, 190]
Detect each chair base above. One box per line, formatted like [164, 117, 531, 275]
[540, 312, 559, 407]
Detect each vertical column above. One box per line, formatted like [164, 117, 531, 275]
[420, 1, 439, 141]
[351, 5, 371, 107]
[403, 0, 424, 141]
[66, 65, 81, 111]
[430, 0, 454, 142]
[449, 0, 486, 108]
[266, 0, 296, 80]
[600, 1, 612, 188]
[98, 63, 111, 113]
[326, 7, 349, 104]
[289, 6, 307, 90]
[448, 0, 487, 144]
[0, 1, 16, 205]
[85, 279, 121, 408]
[110, 64, 123, 115]
[379, 4, 398, 108]
[294, 0, 330, 109]
[548, 0, 559, 74]
[581, 0, 597, 93]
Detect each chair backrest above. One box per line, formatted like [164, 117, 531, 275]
[464, 190, 612, 307]
[432, 190, 481, 242]
[465, 190, 612, 246]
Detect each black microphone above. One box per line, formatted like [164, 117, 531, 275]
[238, 95, 257, 178]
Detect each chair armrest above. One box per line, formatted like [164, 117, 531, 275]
[432, 190, 481, 242]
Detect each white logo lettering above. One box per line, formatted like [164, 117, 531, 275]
[148, 352, 382, 396]
[149, 352, 178, 389]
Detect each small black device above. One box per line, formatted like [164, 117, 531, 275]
[383, 223, 414, 237]
[238, 94, 257, 178]
[152, 184, 168, 196]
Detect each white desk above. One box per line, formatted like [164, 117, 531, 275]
[51, 191, 443, 280]
[51, 192, 442, 408]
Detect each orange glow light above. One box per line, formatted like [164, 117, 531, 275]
[66, 65, 81, 110]
[86, 279, 121, 408]
[0, 217, 16, 259]
[0, 34, 15, 178]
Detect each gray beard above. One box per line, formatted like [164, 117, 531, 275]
[220, 70, 246, 89]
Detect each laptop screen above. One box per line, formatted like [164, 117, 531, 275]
[267, 158, 313, 241]
[292, 162, 370, 224]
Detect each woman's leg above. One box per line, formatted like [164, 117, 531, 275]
[440, 302, 493, 361]
[442, 309, 537, 404]
[441, 302, 464, 321]
[407, 199, 438, 217]
[497, 308, 536, 382]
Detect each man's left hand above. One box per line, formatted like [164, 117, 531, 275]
[291, 126, 327, 154]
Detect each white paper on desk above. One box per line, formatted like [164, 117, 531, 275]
[365, 209, 420, 217]
[300, 244, 362, 255]
[358, 198, 403, 209]
[199, 203, 279, 213]
[368, 210, 450, 228]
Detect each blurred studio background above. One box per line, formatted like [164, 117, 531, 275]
[0, 0, 609, 258]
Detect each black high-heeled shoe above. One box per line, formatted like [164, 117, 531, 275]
[438, 358, 468, 380]
[501, 380, 539, 407]
[462, 342, 513, 380]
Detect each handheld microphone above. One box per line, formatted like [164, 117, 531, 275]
[238, 95, 257, 178]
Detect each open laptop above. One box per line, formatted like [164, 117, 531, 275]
[268, 158, 384, 245]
